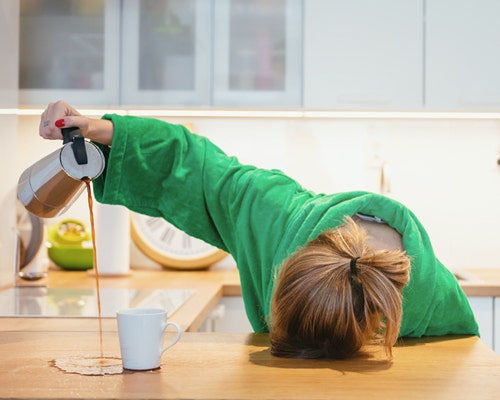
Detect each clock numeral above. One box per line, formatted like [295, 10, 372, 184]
[135, 213, 225, 262]
[137, 214, 221, 256]
[160, 226, 176, 245]
[146, 217, 164, 231]
[145, 217, 177, 246]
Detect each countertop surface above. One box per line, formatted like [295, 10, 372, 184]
[0, 318, 500, 400]
[454, 268, 500, 296]
[1, 267, 500, 399]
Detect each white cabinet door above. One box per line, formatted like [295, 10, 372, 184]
[122, 0, 302, 107]
[212, 0, 302, 107]
[0, 0, 18, 107]
[199, 297, 253, 333]
[19, 0, 121, 106]
[468, 297, 494, 350]
[121, 0, 211, 106]
[303, 0, 423, 109]
[495, 297, 499, 354]
[426, 0, 500, 110]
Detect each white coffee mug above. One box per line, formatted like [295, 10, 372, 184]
[116, 308, 182, 370]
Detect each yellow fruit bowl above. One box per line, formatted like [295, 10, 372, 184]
[47, 219, 93, 271]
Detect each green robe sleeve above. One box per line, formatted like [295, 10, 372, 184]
[92, 114, 311, 331]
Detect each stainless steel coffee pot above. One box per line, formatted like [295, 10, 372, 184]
[17, 127, 105, 218]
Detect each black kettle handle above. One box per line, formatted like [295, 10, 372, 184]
[62, 127, 80, 144]
[62, 127, 88, 165]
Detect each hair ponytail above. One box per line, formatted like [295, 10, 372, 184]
[270, 216, 411, 359]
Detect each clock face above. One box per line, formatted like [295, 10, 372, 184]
[130, 212, 227, 270]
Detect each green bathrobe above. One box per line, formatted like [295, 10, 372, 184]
[93, 115, 479, 337]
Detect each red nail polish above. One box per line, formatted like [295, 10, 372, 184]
[55, 119, 65, 128]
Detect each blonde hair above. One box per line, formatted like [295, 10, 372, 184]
[269, 216, 410, 359]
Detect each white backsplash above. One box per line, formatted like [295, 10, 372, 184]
[15, 115, 500, 272]
[0, 0, 19, 287]
[0, 115, 18, 287]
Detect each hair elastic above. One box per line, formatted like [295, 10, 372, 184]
[350, 257, 360, 276]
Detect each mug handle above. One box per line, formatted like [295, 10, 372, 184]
[161, 321, 182, 354]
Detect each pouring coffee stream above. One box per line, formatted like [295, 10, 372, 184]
[17, 129, 111, 371]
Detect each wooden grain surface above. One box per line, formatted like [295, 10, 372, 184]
[458, 268, 500, 296]
[0, 320, 499, 400]
[4, 266, 500, 399]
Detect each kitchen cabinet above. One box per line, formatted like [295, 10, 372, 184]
[19, 0, 121, 106]
[18, 1, 500, 110]
[303, 0, 423, 110]
[467, 296, 494, 350]
[121, 0, 211, 106]
[304, 0, 500, 111]
[122, 0, 302, 107]
[19, 0, 302, 108]
[426, 0, 500, 110]
[495, 297, 500, 353]
[211, 0, 302, 107]
[199, 296, 253, 332]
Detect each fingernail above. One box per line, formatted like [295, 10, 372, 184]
[55, 119, 65, 128]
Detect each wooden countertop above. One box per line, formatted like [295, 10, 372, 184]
[456, 268, 500, 297]
[1, 318, 500, 400]
[3, 267, 500, 399]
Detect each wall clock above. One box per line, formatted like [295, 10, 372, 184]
[130, 212, 227, 270]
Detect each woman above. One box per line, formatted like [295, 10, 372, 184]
[39, 101, 479, 359]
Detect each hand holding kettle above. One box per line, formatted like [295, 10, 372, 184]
[39, 100, 114, 146]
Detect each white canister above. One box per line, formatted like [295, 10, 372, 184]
[93, 203, 130, 276]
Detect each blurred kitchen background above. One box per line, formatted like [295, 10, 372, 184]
[1, 0, 500, 288]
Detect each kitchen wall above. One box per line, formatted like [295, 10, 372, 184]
[17, 114, 500, 271]
[0, 1, 19, 287]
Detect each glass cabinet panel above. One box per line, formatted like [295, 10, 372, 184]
[213, 0, 302, 107]
[19, 0, 120, 106]
[18, 0, 302, 108]
[121, 0, 211, 106]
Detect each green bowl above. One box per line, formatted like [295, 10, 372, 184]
[48, 245, 94, 271]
